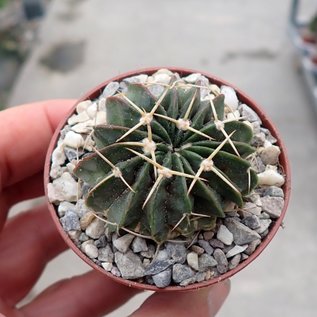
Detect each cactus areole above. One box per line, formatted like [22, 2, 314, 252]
[45, 68, 290, 291]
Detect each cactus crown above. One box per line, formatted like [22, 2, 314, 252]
[74, 74, 258, 244]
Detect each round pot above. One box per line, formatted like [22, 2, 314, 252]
[44, 67, 291, 292]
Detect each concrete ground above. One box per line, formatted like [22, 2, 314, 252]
[8, 0, 317, 316]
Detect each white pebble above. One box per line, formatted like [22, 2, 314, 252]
[210, 84, 221, 95]
[187, 252, 199, 271]
[155, 68, 174, 76]
[257, 165, 285, 187]
[68, 111, 90, 125]
[226, 110, 240, 121]
[221, 85, 239, 110]
[47, 172, 79, 203]
[85, 218, 105, 239]
[76, 100, 92, 113]
[184, 73, 201, 83]
[153, 73, 171, 84]
[63, 131, 84, 148]
[217, 225, 234, 246]
[71, 122, 92, 134]
[101, 262, 113, 271]
[83, 243, 98, 259]
[226, 245, 248, 258]
[102, 81, 119, 97]
[86, 103, 98, 118]
[51, 143, 66, 166]
[258, 145, 281, 165]
[95, 111, 107, 125]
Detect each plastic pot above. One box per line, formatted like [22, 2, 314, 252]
[44, 67, 291, 292]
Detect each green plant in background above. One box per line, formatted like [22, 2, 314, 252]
[0, 0, 8, 9]
[74, 78, 258, 244]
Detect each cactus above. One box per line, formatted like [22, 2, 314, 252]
[73, 76, 258, 244]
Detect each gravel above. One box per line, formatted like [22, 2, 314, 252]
[225, 218, 261, 245]
[172, 264, 195, 283]
[114, 251, 145, 279]
[49, 69, 286, 288]
[217, 225, 234, 245]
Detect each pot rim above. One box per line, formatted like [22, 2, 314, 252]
[44, 66, 291, 292]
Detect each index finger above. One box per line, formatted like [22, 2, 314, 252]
[0, 100, 75, 190]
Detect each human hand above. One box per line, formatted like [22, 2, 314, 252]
[0, 100, 230, 317]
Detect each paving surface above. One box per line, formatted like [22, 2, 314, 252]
[8, 0, 317, 316]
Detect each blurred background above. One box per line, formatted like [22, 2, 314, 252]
[1, 0, 317, 316]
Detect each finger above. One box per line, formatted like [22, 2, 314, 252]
[0, 204, 67, 305]
[130, 280, 230, 317]
[20, 271, 139, 317]
[0, 172, 43, 227]
[0, 99, 75, 190]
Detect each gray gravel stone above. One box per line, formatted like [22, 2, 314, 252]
[85, 218, 105, 239]
[145, 259, 174, 275]
[57, 201, 76, 217]
[111, 266, 121, 277]
[261, 128, 277, 144]
[226, 245, 248, 258]
[203, 230, 215, 240]
[243, 202, 262, 216]
[263, 186, 284, 198]
[60, 211, 80, 231]
[198, 254, 217, 271]
[251, 156, 266, 173]
[196, 272, 207, 283]
[156, 249, 170, 261]
[242, 215, 261, 230]
[241, 253, 249, 261]
[214, 249, 229, 274]
[245, 239, 261, 255]
[166, 242, 187, 263]
[180, 276, 197, 287]
[64, 147, 82, 162]
[79, 233, 89, 242]
[240, 104, 262, 123]
[261, 196, 284, 218]
[113, 234, 135, 253]
[152, 269, 172, 288]
[148, 84, 165, 98]
[98, 245, 114, 262]
[217, 225, 234, 245]
[225, 218, 261, 245]
[255, 219, 272, 234]
[229, 254, 242, 270]
[75, 199, 90, 217]
[172, 264, 195, 283]
[141, 244, 155, 258]
[94, 235, 107, 248]
[131, 237, 148, 253]
[190, 245, 205, 255]
[198, 240, 214, 255]
[115, 251, 145, 279]
[209, 239, 225, 249]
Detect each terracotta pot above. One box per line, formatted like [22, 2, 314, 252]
[44, 67, 291, 292]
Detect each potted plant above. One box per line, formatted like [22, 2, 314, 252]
[45, 67, 290, 291]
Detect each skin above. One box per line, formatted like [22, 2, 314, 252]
[0, 100, 230, 317]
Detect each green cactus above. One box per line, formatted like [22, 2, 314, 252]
[74, 77, 258, 244]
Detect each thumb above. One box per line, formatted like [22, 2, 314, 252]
[130, 279, 230, 317]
